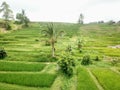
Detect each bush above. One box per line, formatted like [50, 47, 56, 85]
[5, 22, 12, 30]
[45, 40, 50, 46]
[77, 39, 83, 49]
[0, 48, 7, 59]
[66, 45, 72, 53]
[94, 56, 100, 61]
[57, 55, 75, 76]
[111, 59, 118, 66]
[79, 48, 82, 53]
[81, 55, 92, 65]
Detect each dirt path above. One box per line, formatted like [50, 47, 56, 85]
[41, 63, 56, 74]
[87, 68, 104, 90]
[50, 77, 62, 90]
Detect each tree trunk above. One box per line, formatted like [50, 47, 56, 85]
[52, 42, 55, 57]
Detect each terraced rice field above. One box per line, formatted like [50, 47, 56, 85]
[0, 23, 120, 90]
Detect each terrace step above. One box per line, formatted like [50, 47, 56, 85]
[87, 68, 104, 90]
[0, 71, 42, 73]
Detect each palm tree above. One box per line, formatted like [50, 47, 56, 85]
[42, 23, 64, 57]
[42, 23, 56, 57]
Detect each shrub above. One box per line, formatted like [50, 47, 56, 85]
[45, 40, 50, 46]
[66, 45, 72, 53]
[81, 55, 92, 65]
[0, 48, 7, 59]
[111, 58, 118, 66]
[94, 56, 100, 61]
[77, 39, 83, 49]
[57, 55, 75, 76]
[35, 39, 39, 41]
[79, 48, 82, 53]
[5, 22, 12, 30]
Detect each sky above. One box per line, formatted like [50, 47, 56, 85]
[0, 0, 120, 23]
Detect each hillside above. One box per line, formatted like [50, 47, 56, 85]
[0, 22, 120, 90]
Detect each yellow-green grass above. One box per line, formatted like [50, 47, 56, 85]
[77, 66, 98, 90]
[91, 68, 120, 90]
[0, 61, 45, 71]
[0, 82, 49, 90]
[0, 73, 57, 87]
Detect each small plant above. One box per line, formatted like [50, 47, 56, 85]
[94, 56, 100, 61]
[35, 39, 39, 41]
[58, 54, 75, 76]
[77, 39, 82, 49]
[81, 55, 92, 65]
[79, 48, 82, 53]
[45, 40, 50, 46]
[5, 22, 12, 30]
[0, 48, 7, 59]
[111, 58, 118, 66]
[66, 45, 72, 53]
[77, 38, 83, 53]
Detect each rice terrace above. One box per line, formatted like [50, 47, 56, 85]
[0, 0, 120, 90]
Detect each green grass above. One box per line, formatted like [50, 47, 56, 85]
[0, 22, 120, 90]
[0, 61, 45, 71]
[1, 23, 120, 62]
[0, 73, 57, 87]
[0, 82, 49, 90]
[91, 68, 120, 90]
[77, 66, 98, 90]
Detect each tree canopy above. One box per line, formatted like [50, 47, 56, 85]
[0, 1, 13, 21]
[16, 9, 30, 27]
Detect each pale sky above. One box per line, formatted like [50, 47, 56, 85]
[0, 0, 120, 23]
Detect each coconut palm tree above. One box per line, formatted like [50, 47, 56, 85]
[42, 23, 64, 57]
[42, 23, 56, 57]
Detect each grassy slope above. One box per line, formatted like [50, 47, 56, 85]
[80, 24, 120, 57]
[77, 66, 98, 90]
[0, 23, 120, 61]
[0, 22, 120, 90]
[91, 68, 120, 90]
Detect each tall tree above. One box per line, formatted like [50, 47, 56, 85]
[0, 1, 13, 21]
[42, 23, 64, 57]
[16, 9, 30, 27]
[78, 13, 84, 24]
[42, 23, 56, 57]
